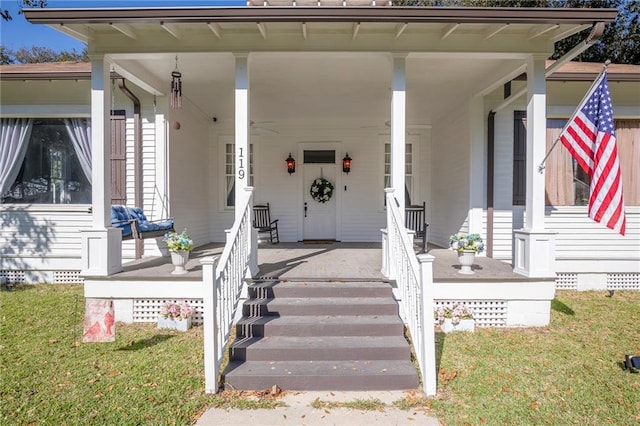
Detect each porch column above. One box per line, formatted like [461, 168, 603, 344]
[234, 53, 250, 222]
[513, 55, 555, 278]
[80, 56, 122, 276]
[391, 54, 407, 216]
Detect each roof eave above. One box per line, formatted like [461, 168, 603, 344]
[24, 6, 618, 25]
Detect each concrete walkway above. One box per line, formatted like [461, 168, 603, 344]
[195, 391, 440, 426]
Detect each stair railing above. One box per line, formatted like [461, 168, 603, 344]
[384, 188, 437, 396]
[201, 187, 255, 393]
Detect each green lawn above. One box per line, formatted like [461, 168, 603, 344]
[432, 290, 640, 425]
[1, 285, 639, 425]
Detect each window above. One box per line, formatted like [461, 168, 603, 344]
[224, 143, 253, 208]
[513, 113, 639, 207]
[384, 142, 413, 205]
[2, 118, 91, 204]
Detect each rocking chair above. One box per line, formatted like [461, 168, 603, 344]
[406, 201, 428, 253]
[252, 203, 280, 244]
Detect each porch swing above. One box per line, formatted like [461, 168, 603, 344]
[110, 205, 175, 240]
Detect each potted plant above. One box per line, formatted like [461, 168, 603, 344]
[434, 302, 475, 333]
[157, 301, 195, 331]
[163, 230, 194, 274]
[449, 233, 484, 274]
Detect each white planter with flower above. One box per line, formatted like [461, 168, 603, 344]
[435, 302, 475, 333]
[163, 230, 194, 274]
[157, 301, 195, 331]
[449, 233, 484, 274]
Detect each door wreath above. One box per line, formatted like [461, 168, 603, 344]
[310, 177, 334, 203]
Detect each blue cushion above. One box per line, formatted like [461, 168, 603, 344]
[110, 205, 173, 237]
[110, 205, 133, 237]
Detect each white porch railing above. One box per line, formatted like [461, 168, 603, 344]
[201, 187, 256, 393]
[383, 188, 437, 396]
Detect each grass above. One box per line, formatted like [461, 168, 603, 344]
[1, 285, 639, 425]
[0, 284, 282, 426]
[430, 290, 640, 425]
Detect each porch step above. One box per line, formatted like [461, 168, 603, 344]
[230, 335, 411, 361]
[236, 315, 404, 337]
[242, 297, 399, 317]
[223, 280, 419, 391]
[248, 281, 393, 299]
[224, 360, 419, 391]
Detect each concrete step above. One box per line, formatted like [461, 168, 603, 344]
[242, 297, 399, 317]
[230, 335, 412, 362]
[248, 281, 393, 299]
[223, 360, 420, 391]
[236, 315, 404, 338]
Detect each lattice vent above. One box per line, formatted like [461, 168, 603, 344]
[556, 273, 578, 290]
[0, 270, 26, 284]
[53, 271, 84, 284]
[434, 300, 508, 328]
[607, 273, 640, 290]
[133, 299, 204, 325]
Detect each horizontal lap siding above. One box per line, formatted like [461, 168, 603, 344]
[0, 208, 92, 269]
[546, 207, 640, 259]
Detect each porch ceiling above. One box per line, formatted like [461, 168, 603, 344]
[24, 5, 616, 127]
[112, 52, 521, 127]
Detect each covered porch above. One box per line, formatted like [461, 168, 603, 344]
[84, 241, 555, 329]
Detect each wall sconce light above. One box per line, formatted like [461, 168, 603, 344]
[286, 153, 296, 175]
[342, 153, 352, 174]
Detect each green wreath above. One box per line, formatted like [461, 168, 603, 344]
[310, 177, 334, 203]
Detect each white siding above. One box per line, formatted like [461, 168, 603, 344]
[0, 205, 92, 272]
[167, 100, 211, 248]
[430, 101, 472, 247]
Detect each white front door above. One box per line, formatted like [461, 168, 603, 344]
[303, 163, 337, 240]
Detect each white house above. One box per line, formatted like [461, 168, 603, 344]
[1, 3, 638, 394]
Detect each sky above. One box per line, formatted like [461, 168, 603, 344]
[0, 1, 243, 53]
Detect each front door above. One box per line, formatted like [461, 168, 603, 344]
[303, 160, 337, 240]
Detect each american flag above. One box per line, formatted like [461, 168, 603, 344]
[559, 71, 626, 235]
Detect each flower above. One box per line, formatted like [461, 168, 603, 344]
[434, 302, 474, 326]
[163, 230, 193, 252]
[449, 233, 484, 253]
[309, 177, 334, 203]
[160, 301, 195, 320]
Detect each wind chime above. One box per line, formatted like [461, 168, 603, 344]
[170, 55, 182, 109]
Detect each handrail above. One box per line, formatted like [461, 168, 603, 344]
[201, 187, 254, 393]
[384, 188, 437, 396]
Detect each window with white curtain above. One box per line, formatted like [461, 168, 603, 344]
[1, 118, 92, 204]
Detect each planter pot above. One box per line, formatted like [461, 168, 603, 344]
[457, 250, 476, 274]
[170, 250, 190, 275]
[157, 316, 192, 332]
[441, 318, 475, 333]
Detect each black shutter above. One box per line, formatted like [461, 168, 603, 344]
[513, 111, 527, 206]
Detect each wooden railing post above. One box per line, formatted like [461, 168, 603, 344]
[200, 255, 219, 393]
[418, 252, 437, 396]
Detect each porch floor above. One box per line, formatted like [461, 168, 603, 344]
[110, 242, 529, 282]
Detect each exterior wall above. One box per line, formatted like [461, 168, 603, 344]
[430, 100, 471, 247]
[0, 205, 92, 282]
[488, 80, 640, 277]
[167, 100, 212, 248]
[0, 78, 167, 277]
[209, 125, 431, 243]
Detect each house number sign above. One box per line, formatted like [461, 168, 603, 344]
[237, 146, 246, 180]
